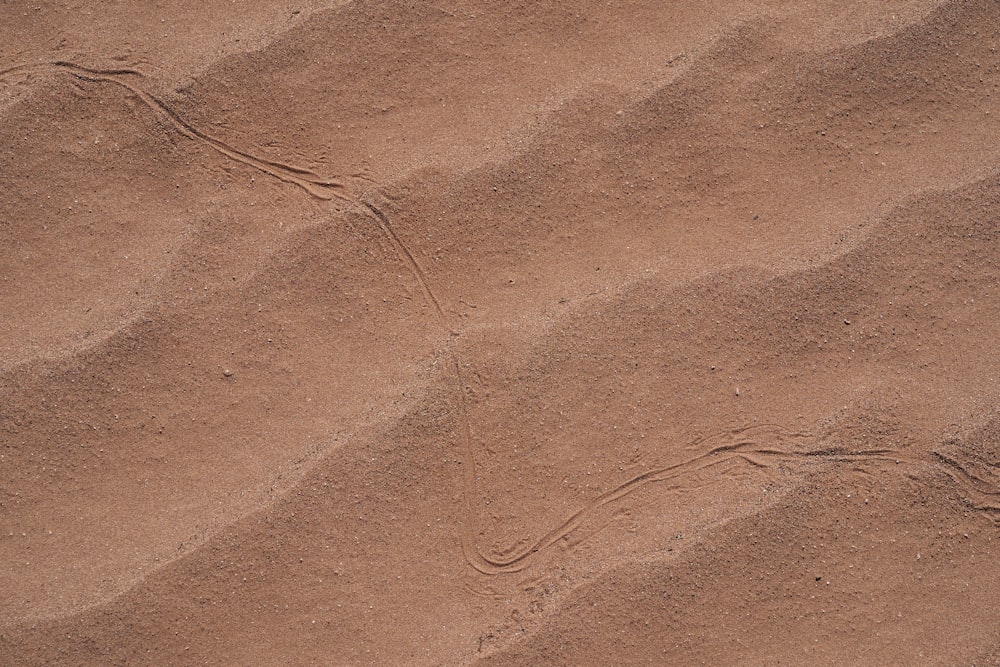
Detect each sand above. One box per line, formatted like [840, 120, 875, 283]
[1, 0, 998, 664]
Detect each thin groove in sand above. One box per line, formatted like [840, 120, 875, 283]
[359, 202, 1000, 576]
[0, 61, 351, 200]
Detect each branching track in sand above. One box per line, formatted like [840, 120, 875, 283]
[360, 202, 1000, 575]
[0, 61, 351, 200]
[8, 59, 994, 580]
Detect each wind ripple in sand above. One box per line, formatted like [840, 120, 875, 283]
[2, 0, 999, 664]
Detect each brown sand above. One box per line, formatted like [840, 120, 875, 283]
[1, 1, 999, 664]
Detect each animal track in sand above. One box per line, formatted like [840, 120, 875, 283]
[8, 59, 993, 580]
[0, 60, 355, 200]
[360, 202, 1000, 576]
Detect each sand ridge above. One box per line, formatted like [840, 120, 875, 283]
[1, 0, 999, 664]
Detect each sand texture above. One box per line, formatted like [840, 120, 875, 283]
[1, 1, 999, 664]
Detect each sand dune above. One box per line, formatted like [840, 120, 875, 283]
[1, 0, 998, 664]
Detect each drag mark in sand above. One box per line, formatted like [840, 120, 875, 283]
[358, 199, 507, 574]
[457, 423, 1000, 575]
[360, 203, 1000, 576]
[0, 61, 351, 200]
[13, 60, 990, 578]
[362, 201, 451, 330]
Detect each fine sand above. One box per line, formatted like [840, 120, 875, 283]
[1, 1, 999, 664]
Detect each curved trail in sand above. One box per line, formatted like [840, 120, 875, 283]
[3, 2, 999, 662]
[358, 195, 1000, 575]
[9, 59, 993, 579]
[0, 61, 352, 200]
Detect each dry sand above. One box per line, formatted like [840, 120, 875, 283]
[1, 1, 999, 664]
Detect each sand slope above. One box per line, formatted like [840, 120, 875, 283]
[1, 0, 998, 664]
